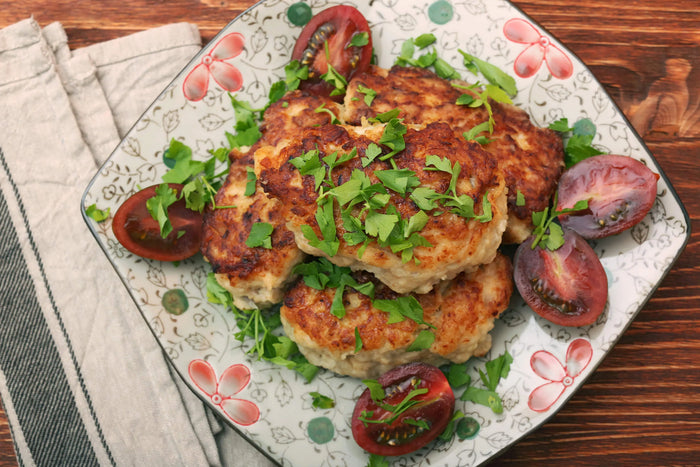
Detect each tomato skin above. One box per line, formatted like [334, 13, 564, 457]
[556, 154, 659, 239]
[112, 184, 203, 262]
[292, 5, 373, 95]
[514, 229, 608, 327]
[351, 363, 455, 457]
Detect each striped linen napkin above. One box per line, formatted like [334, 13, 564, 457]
[0, 18, 272, 466]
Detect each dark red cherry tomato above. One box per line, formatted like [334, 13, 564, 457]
[556, 154, 659, 239]
[514, 229, 608, 327]
[351, 363, 455, 457]
[112, 184, 203, 262]
[292, 5, 373, 96]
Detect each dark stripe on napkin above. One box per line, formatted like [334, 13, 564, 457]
[0, 147, 110, 466]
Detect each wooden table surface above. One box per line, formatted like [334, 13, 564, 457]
[1, 1, 699, 465]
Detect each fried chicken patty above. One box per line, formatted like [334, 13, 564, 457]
[200, 90, 341, 309]
[281, 253, 513, 379]
[343, 65, 565, 243]
[257, 121, 508, 294]
[200, 152, 305, 310]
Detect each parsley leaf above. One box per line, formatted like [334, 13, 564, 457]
[310, 392, 335, 410]
[356, 84, 377, 107]
[146, 183, 179, 238]
[548, 117, 605, 167]
[85, 204, 110, 222]
[244, 166, 257, 196]
[531, 193, 589, 250]
[348, 32, 369, 48]
[459, 350, 512, 414]
[245, 222, 274, 249]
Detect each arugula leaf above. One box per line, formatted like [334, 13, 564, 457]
[85, 204, 110, 222]
[310, 392, 335, 410]
[245, 222, 274, 249]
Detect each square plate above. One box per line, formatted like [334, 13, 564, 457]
[81, 1, 690, 465]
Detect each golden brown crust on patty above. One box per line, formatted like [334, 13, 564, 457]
[343, 65, 565, 243]
[281, 253, 513, 379]
[200, 152, 305, 309]
[258, 121, 508, 294]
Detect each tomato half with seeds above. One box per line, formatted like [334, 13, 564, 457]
[292, 5, 373, 96]
[112, 184, 203, 262]
[556, 154, 659, 239]
[514, 228, 608, 327]
[351, 363, 455, 457]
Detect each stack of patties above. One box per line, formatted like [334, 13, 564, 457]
[202, 65, 564, 379]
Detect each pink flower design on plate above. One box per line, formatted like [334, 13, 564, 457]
[188, 359, 260, 426]
[528, 338, 593, 412]
[183, 32, 245, 101]
[503, 18, 574, 80]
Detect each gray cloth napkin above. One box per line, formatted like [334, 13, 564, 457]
[0, 18, 273, 466]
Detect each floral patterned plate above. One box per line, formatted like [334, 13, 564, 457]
[81, 1, 690, 465]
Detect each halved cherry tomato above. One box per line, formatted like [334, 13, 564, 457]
[514, 228, 608, 327]
[351, 363, 455, 457]
[292, 5, 373, 96]
[112, 184, 203, 262]
[556, 154, 659, 239]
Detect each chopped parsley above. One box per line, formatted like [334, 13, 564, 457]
[531, 193, 589, 250]
[146, 183, 180, 238]
[245, 222, 274, 249]
[310, 392, 336, 410]
[456, 350, 513, 414]
[549, 117, 605, 167]
[85, 204, 110, 222]
[206, 273, 319, 382]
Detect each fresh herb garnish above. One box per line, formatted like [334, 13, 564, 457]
[458, 350, 513, 414]
[459, 50, 518, 97]
[293, 257, 375, 318]
[549, 117, 605, 167]
[206, 274, 319, 381]
[244, 166, 257, 196]
[358, 379, 429, 426]
[531, 193, 589, 250]
[146, 183, 180, 238]
[85, 204, 110, 222]
[245, 222, 274, 249]
[310, 391, 336, 410]
[356, 84, 377, 107]
[348, 32, 369, 48]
